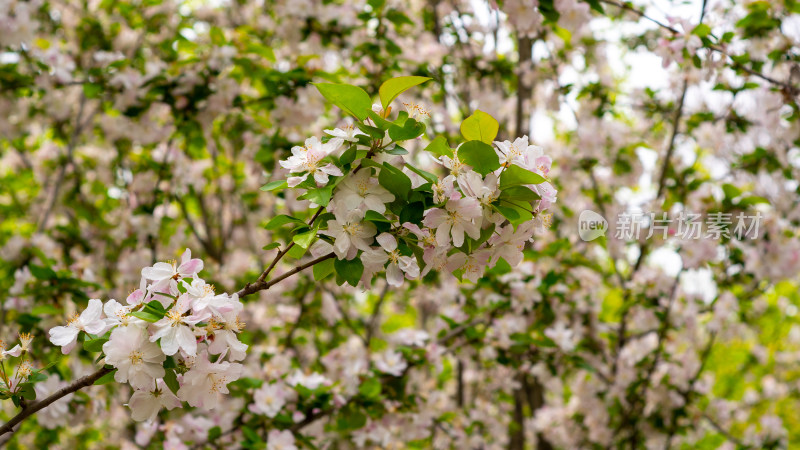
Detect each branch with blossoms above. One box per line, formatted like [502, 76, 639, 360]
[0, 76, 557, 438]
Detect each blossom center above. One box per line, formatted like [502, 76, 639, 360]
[129, 350, 143, 365]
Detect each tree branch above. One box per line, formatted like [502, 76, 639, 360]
[236, 253, 335, 298]
[0, 366, 112, 436]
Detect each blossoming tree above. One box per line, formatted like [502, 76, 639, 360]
[1, 0, 799, 448]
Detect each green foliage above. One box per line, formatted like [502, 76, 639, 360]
[313, 83, 373, 121]
[460, 110, 499, 145]
[458, 141, 501, 175]
[378, 76, 431, 110]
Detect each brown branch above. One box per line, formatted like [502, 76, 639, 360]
[0, 366, 112, 436]
[236, 253, 335, 298]
[37, 93, 92, 232]
[236, 206, 326, 299]
[656, 80, 689, 200]
[598, 0, 680, 33]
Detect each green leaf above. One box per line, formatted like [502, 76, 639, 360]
[458, 141, 500, 176]
[94, 369, 117, 385]
[143, 300, 167, 316]
[495, 201, 533, 225]
[265, 214, 305, 230]
[378, 76, 432, 110]
[693, 23, 712, 37]
[83, 334, 109, 353]
[722, 183, 742, 200]
[242, 426, 260, 444]
[313, 83, 372, 121]
[163, 368, 180, 394]
[340, 146, 358, 166]
[405, 163, 438, 184]
[208, 426, 222, 441]
[300, 185, 334, 206]
[336, 404, 368, 430]
[313, 257, 335, 281]
[554, 26, 571, 43]
[499, 185, 541, 202]
[262, 242, 281, 251]
[29, 264, 57, 280]
[260, 180, 288, 191]
[18, 383, 36, 400]
[424, 136, 453, 158]
[358, 377, 382, 399]
[378, 163, 412, 201]
[209, 26, 226, 45]
[293, 229, 317, 249]
[365, 210, 393, 222]
[388, 118, 426, 141]
[358, 123, 384, 139]
[738, 195, 769, 206]
[334, 258, 364, 286]
[131, 311, 161, 323]
[538, 0, 560, 22]
[82, 83, 103, 99]
[460, 110, 499, 144]
[384, 145, 409, 155]
[287, 243, 307, 259]
[584, 0, 604, 13]
[31, 305, 61, 315]
[499, 165, 547, 189]
[245, 42, 276, 62]
[367, 110, 392, 130]
[399, 202, 424, 224]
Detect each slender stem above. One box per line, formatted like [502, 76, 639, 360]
[656, 80, 689, 200]
[236, 253, 335, 298]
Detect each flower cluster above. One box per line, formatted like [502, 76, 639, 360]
[48, 249, 245, 421]
[277, 80, 556, 289]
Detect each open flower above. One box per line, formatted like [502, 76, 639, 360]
[362, 233, 420, 286]
[3, 332, 33, 358]
[279, 136, 343, 187]
[141, 249, 204, 296]
[103, 325, 166, 390]
[103, 299, 146, 329]
[249, 382, 289, 418]
[177, 353, 243, 410]
[324, 124, 364, 143]
[438, 147, 471, 178]
[493, 135, 542, 168]
[267, 430, 297, 450]
[49, 298, 108, 354]
[128, 379, 181, 422]
[431, 175, 457, 204]
[183, 278, 238, 318]
[373, 349, 408, 376]
[488, 222, 535, 267]
[286, 370, 330, 390]
[458, 171, 502, 224]
[320, 210, 377, 260]
[423, 197, 482, 247]
[207, 301, 248, 361]
[332, 169, 395, 214]
[150, 295, 204, 356]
